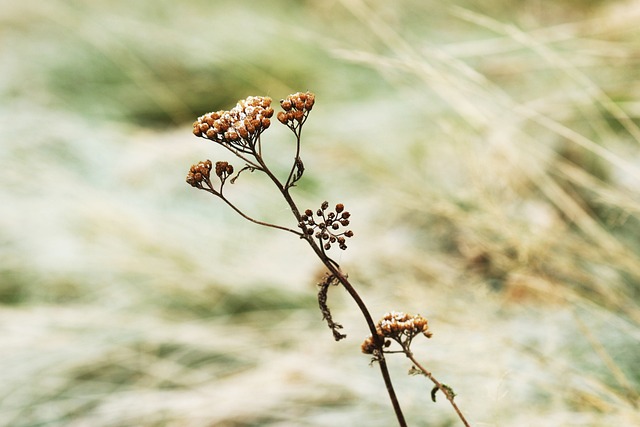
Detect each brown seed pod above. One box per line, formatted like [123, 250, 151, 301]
[293, 110, 305, 121]
[237, 126, 249, 139]
[305, 96, 315, 110]
[280, 99, 292, 111]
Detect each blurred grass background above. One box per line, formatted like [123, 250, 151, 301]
[1, 0, 640, 425]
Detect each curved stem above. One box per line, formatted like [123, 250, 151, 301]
[285, 122, 304, 188]
[319, 249, 408, 427]
[405, 351, 470, 427]
[223, 144, 263, 171]
[276, 187, 407, 427]
[201, 187, 302, 236]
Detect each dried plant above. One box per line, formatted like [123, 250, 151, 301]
[186, 92, 470, 426]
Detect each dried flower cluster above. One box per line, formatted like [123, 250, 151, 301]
[186, 160, 213, 189]
[192, 96, 274, 153]
[215, 161, 234, 181]
[361, 311, 433, 355]
[299, 201, 354, 250]
[277, 91, 315, 129]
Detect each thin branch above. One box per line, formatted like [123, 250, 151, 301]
[285, 122, 304, 189]
[200, 187, 302, 236]
[405, 350, 471, 427]
[221, 196, 303, 236]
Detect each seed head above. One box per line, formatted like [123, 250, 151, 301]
[299, 201, 355, 251]
[361, 336, 377, 355]
[186, 160, 213, 188]
[278, 91, 315, 128]
[215, 161, 234, 180]
[361, 312, 433, 354]
[193, 96, 273, 153]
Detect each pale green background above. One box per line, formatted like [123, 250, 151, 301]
[1, 1, 639, 426]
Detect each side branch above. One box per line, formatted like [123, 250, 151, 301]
[199, 186, 302, 236]
[219, 193, 303, 236]
[406, 352, 471, 427]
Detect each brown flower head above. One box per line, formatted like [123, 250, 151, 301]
[299, 201, 353, 250]
[377, 311, 432, 340]
[361, 335, 378, 355]
[215, 161, 234, 181]
[186, 160, 213, 188]
[361, 311, 432, 354]
[277, 91, 315, 129]
[193, 96, 274, 154]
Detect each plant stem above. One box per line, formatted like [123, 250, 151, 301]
[405, 351, 470, 427]
[201, 186, 302, 236]
[275, 186, 407, 427]
[284, 122, 304, 188]
[221, 195, 303, 236]
[321, 256, 408, 427]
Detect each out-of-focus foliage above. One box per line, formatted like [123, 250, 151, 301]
[1, 0, 639, 425]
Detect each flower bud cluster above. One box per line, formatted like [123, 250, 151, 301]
[361, 311, 433, 355]
[193, 96, 274, 152]
[215, 161, 234, 181]
[277, 91, 315, 128]
[299, 201, 353, 250]
[186, 160, 212, 188]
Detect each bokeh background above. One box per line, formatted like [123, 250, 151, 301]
[1, 0, 640, 426]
